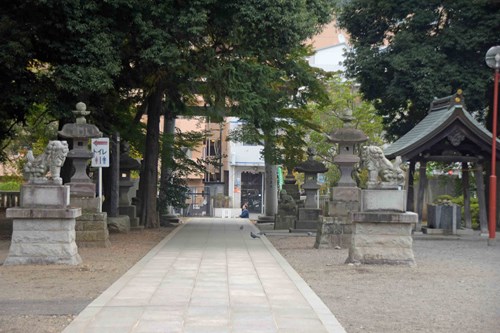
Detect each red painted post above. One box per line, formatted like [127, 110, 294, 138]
[489, 69, 499, 242]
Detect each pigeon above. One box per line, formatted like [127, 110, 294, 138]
[307, 232, 313, 236]
[250, 231, 260, 239]
[239, 225, 244, 230]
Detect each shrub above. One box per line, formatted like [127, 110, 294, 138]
[0, 181, 21, 191]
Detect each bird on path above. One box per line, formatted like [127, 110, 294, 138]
[239, 225, 244, 230]
[250, 232, 260, 239]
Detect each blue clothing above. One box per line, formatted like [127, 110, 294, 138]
[240, 209, 249, 218]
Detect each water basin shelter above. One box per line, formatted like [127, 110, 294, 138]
[384, 91, 500, 232]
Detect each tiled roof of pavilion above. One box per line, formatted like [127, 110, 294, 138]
[384, 91, 500, 161]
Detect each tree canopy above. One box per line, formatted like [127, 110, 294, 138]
[336, 0, 500, 140]
[1, 0, 336, 227]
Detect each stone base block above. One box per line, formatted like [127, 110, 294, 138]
[298, 208, 320, 221]
[328, 200, 360, 218]
[67, 182, 96, 198]
[108, 215, 130, 233]
[70, 197, 100, 213]
[160, 214, 179, 226]
[4, 214, 82, 265]
[346, 211, 417, 266]
[119, 205, 140, 228]
[20, 184, 71, 208]
[76, 212, 110, 248]
[330, 187, 361, 202]
[257, 215, 275, 223]
[294, 220, 319, 230]
[361, 190, 406, 212]
[274, 215, 295, 230]
[314, 218, 352, 249]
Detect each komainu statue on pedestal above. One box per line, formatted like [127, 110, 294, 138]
[24, 140, 69, 185]
[362, 145, 405, 188]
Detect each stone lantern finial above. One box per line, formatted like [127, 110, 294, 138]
[73, 102, 90, 124]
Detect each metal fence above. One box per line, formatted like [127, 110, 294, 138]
[182, 187, 211, 217]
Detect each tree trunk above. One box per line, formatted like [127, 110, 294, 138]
[159, 113, 176, 223]
[139, 83, 164, 228]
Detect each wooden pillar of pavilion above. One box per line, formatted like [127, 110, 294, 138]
[462, 162, 472, 229]
[407, 160, 415, 212]
[416, 160, 427, 231]
[474, 162, 488, 233]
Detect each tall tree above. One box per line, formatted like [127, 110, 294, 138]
[1, 0, 335, 228]
[337, 0, 500, 140]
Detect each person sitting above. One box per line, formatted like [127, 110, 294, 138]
[239, 204, 249, 218]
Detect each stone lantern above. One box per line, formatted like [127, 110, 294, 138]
[293, 148, 328, 231]
[58, 102, 109, 247]
[58, 102, 102, 197]
[119, 142, 141, 229]
[315, 108, 367, 248]
[326, 108, 368, 187]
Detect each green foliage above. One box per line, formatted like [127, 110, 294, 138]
[1, 0, 337, 227]
[433, 194, 455, 205]
[0, 181, 21, 191]
[306, 74, 384, 186]
[158, 126, 215, 212]
[337, 0, 500, 140]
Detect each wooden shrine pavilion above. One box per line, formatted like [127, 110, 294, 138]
[384, 91, 500, 232]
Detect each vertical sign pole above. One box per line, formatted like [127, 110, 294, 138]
[98, 167, 103, 213]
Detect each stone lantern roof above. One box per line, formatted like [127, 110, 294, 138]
[294, 149, 328, 174]
[327, 127, 368, 144]
[326, 109, 368, 144]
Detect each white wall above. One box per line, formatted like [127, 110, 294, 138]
[307, 43, 349, 73]
[227, 118, 265, 210]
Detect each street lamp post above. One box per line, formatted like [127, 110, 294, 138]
[485, 46, 500, 245]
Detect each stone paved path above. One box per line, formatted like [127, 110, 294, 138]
[63, 218, 346, 333]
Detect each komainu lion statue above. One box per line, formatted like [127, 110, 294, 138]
[362, 146, 405, 188]
[24, 140, 69, 185]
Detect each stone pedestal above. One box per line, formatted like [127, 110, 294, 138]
[361, 189, 406, 212]
[294, 208, 320, 231]
[4, 184, 82, 265]
[120, 205, 140, 229]
[274, 214, 295, 230]
[71, 194, 110, 247]
[319, 187, 361, 248]
[108, 215, 131, 233]
[74, 210, 110, 248]
[346, 211, 417, 265]
[314, 217, 345, 249]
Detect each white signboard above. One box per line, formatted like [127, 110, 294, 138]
[91, 138, 110, 167]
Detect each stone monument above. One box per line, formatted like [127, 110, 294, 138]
[293, 149, 327, 231]
[315, 109, 368, 249]
[59, 102, 110, 247]
[5, 141, 82, 265]
[282, 166, 300, 201]
[345, 146, 417, 265]
[274, 189, 297, 230]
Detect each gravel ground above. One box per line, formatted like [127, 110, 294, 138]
[0, 222, 499, 333]
[0, 226, 174, 333]
[267, 234, 500, 333]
